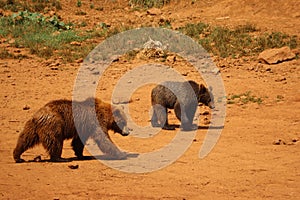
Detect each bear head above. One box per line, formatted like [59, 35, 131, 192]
[112, 106, 130, 136]
[198, 84, 215, 109]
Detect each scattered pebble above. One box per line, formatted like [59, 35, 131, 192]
[201, 111, 210, 115]
[292, 138, 298, 143]
[147, 8, 162, 15]
[272, 139, 286, 145]
[33, 155, 42, 162]
[68, 165, 79, 169]
[112, 97, 131, 104]
[275, 76, 287, 82]
[23, 105, 30, 110]
[211, 68, 220, 75]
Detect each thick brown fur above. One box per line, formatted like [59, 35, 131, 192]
[151, 80, 215, 131]
[13, 97, 130, 163]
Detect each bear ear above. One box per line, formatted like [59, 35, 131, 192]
[199, 84, 207, 93]
[112, 106, 120, 115]
[112, 105, 125, 117]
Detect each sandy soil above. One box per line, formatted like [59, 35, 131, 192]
[0, 0, 299, 199]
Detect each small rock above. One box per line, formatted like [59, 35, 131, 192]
[247, 66, 255, 71]
[8, 39, 15, 44]
[112, 97, 131, 104]
[291, 48, 300, 56]
[211, 68, 220, 75]
[258, 46, 296, 65]
[34, 155, 42, 162]
[49, 61, 60, 67]
[23, 105, 30, 110]
[265, 67, 272, 72]
[68, 165, 79, 169]
[275, 76, 286, 82]
[181, 72, 189, 76]
[292, 138, 298, 143]
[203, 117, 210, 125]
[147, 8, 162, 15]
[272, 139, 286, 145]
[134, 11, 143, 18]
[49, 10, 56, 17]
[75, 58, 83, 63]
[70, 41, 81, 46]
[201, 111, 210, 115]
[166, 55, 176, 63]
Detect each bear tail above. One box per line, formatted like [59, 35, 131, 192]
[13, 118, 40, 163]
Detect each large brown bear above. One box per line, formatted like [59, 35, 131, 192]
[13, 97, 130, 163]
[151, 80, 215, 131]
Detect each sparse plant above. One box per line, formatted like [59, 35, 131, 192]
[179, 22, 208, 39]
[76, 0, 82, 7]
[75, 10, 87, 15]
[129, 0, 170, 8]
[96, 6, 104, 11]
[90, 3, 94, 9]
[276, 95, 284, 102]
[227, 91, 263, 105]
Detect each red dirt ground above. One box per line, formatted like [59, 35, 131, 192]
[0, 0, 299, 199]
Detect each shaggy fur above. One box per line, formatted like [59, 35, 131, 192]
[13, 97, 130, 163]
[151, 80, 214, 131]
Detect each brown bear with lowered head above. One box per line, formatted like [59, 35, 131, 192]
[13, 97, 130, 163]
[151, 80, 215, 131]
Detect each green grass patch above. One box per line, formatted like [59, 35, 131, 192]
[227, 91, 263, 105]
[179, 23, 298, 58]
[0, 11, 91, 60]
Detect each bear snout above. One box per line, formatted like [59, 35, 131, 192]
[208, 102, 215, 109]
[121, 126, 130, 136]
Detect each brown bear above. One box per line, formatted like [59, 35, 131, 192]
[13, 97, 130, 163]
[151, 80, 215, 131]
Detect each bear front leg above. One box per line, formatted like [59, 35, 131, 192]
[175, 102, 195, 131]
[13, 119, 40, 163]
[41, 130, 69, 162]
[13, 141, 26, 163]
[93, 127, 127, 160]
[151, 105, 160, 127]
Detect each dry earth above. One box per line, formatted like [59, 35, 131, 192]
[0, 0, 299, 199]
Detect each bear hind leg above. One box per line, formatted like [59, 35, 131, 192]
[71, 135, 85, 160]
[152, 104, 175, 130]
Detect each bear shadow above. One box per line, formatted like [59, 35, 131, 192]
[170, 124, 224, 131]
[26, 153, 139, 163]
